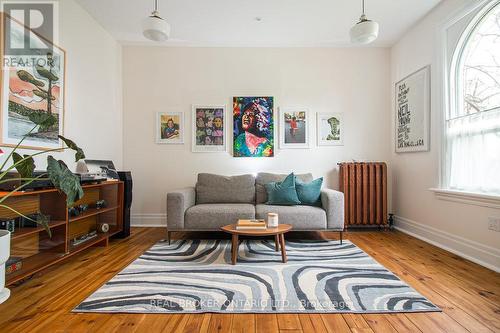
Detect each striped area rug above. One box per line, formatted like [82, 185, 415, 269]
[74, 239, 440, 314]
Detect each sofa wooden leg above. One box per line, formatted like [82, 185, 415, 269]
[167, 231, 172, 245]
[340, 231, 343, 245]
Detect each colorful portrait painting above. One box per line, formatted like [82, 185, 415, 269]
[280, 107, 309, 149]
[233, 97, 274, 157]
[1, 15, 65, 150]
[192, 105, 226, 152]
[157, 112, 183, 144]
[317, 113, 344, 146]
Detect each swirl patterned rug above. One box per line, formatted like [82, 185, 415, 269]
[74, 239, 440, 314]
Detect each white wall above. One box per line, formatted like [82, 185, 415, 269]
[390, 0, 500, 272]
[0, 0, 123, 170]
[122, 47, 391, 226]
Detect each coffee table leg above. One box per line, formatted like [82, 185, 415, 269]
[274, 235, 280, 251]
[231, 234, 239, 265]
[279, 234, 287, 263]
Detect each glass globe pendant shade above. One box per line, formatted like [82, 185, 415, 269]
[350, 18, 379, 44]
[142, 13, 170, 42]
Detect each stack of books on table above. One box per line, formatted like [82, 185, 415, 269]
[236, 219, 267, 230]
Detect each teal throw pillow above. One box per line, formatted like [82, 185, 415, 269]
[265, 173, 301, 205]
[296, 177, 323, 206]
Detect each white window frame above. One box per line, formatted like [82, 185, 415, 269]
[433, 0, 500, 207]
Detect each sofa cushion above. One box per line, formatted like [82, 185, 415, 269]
[196, 173, 255, 204]
[296, 176, 323, 206]
[265, 173, 301, 205]
[256, 172, 313, 204]
[255, 204, 326, 230]
[185, 204, 255, 229]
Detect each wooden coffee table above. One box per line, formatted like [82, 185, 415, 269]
[220, 224, 292, 265]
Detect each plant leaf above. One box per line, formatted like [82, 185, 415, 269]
[36, 213, 52, 238]
[47, 156, 84, 205]
[12, 152, 35, 178]
[58, 135, 85, 162]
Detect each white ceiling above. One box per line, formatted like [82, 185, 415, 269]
[75, 0, 442, 47]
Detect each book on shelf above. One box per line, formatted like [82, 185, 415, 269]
[236, 219, 267, 230]
[6, 257, 23, 275]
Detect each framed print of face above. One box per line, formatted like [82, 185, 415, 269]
[192, 105, 226, 152]
[317, 113, 344, 146]
[1, 14, 66, 150]
[279, 107, 309, 149]
[233, 96, 274, 157]
[156, 112, 184, 144]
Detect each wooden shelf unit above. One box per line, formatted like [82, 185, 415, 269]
[1, 181, 124, 286]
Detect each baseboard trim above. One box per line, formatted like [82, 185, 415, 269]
[131, 214, 166, 227]
[394, 215, 500, 273]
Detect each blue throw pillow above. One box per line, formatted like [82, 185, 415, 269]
[265, 173, 301, 205]
[296, 177, 323, 206]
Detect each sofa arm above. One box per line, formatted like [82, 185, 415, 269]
[321, 188, 345, 230]
[167, 187, 196, 230]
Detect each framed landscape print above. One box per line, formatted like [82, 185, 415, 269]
[395, 65, 430, 153]
[317, 113, 344, 146]
[192, 105, 226, 152]
[233, 96, 274, 157]
[156, 112, 184, 144]
[279, 107, 309, 149]
[1, 14, 66, 150]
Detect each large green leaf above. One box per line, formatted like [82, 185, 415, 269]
[17, 70, 45, 87]
[46, 156, 84, 205]
[33, 213, 51, 238]
[12, 153, 35, 178]
[58, 135, 85, 162]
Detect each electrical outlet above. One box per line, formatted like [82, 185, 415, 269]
[488, 217, 500, 232]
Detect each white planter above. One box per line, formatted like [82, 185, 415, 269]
[0, 230, 11, 304]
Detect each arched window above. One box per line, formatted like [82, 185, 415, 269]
[446, 1, 500, 194]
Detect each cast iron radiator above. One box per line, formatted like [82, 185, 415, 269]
[338, 162, 387, 228]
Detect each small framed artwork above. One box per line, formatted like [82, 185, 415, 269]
[279, 107, 310, 149]
[192, 105, 226, 152]
[317, 113, 344, 146]
[156, 112, 184, 144]
[395, 65, 430, 153]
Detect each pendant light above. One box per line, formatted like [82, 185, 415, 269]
[142, 0, 171, 42]
[350, 0, 379, 44]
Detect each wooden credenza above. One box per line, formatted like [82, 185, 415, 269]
[1, 180, 124, 285]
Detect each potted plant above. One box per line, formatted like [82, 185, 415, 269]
[0, 229, 10, 303]
[0, 114, 85, 304]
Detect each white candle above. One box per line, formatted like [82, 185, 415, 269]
[267, 213, 279, 227]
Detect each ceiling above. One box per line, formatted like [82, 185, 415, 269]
[75, 0, 442, 47]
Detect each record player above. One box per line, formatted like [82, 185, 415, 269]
[0, 170, 107, 192]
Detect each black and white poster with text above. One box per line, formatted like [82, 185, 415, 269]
[395, 66, 430, 153]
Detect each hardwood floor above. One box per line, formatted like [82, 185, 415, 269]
[0, 228, 498, 333]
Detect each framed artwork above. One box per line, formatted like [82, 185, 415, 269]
[192, 105, 226, 152]
[279, 107, 310, 149]
[233, 96, 274, 157]
[156, 112, 184, 144]
[395, 65, 430, 153]
[0, 14, 66, 150]
[317, 113, 344, 146]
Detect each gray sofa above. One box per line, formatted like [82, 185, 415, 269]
[166, 173, 345, 244]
